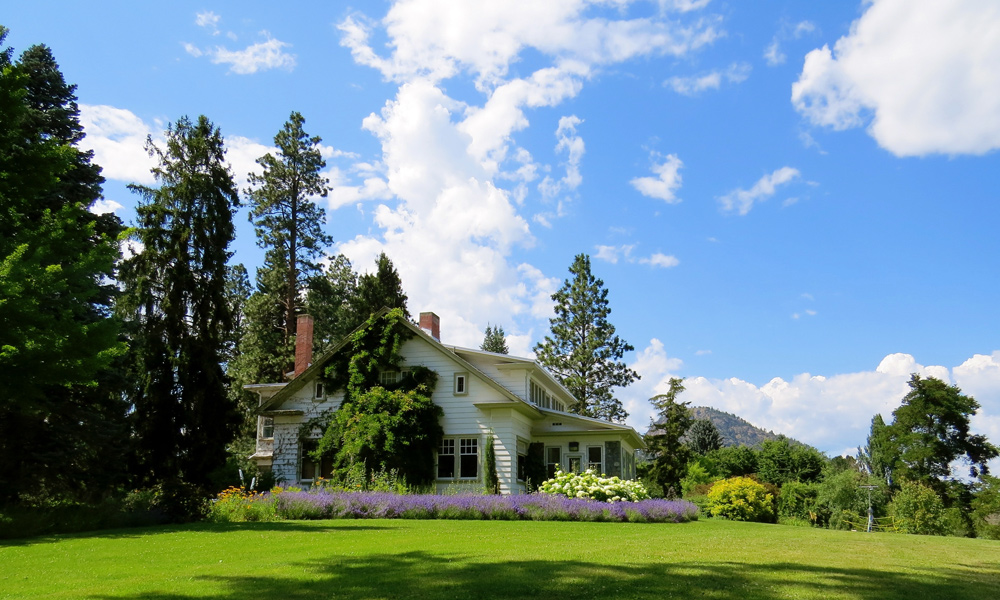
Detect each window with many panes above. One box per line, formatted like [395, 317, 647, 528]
[460, 438, 478, 478]
[437, 437, 479, 479]
[437, 439, 455, 478]
[529, 380, 566, 412]
[587, 446, 602, 474]
[378, 369, 410, 386]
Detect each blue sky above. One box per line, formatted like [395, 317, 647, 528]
[6, 1, 1000, 463]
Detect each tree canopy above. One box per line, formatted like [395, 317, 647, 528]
[534, 253, 638, 422]
[352, 252, 410, 320]
[120, 115, 241, 489]
[886, 375, 998, 486]
[0, 31, 126, 504]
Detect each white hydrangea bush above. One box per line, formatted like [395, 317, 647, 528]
[538, 469, 650, 502]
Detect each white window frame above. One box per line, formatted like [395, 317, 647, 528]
[454, 372, 468, 395]
[260, 416, 274, 439]
[436, 436, 479, 480]
[587, 446, 603, 475]
[546, 446, 562, 478]
[437, 439, 456, 479]
[314, 381, 325, 400]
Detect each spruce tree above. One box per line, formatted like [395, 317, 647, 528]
[246, 111, 331, 368]
[120, 115, 241, 489]
[0, 30, 126, 504]
[644, 378, 692, 497]
[352, 252, 410, 319]
[534, 253, 638, 422]
[688, 418, 724, 455]
[481, 324, 509, 354]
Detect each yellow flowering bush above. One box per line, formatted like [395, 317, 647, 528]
[208, 487, 278, 522]
[707, 477, 776, 522]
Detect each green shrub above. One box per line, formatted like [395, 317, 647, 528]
[778, 481, 827, 526]
[680, 460, 718, 497]
[816, 469, 888, 530]
[972, 475, 1000, 540]
[889, 480, 945, 535]
[707, 477, 775, 523]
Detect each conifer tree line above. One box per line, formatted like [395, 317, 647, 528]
[0, 28, 414, 510]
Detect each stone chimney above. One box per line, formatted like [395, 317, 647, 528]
[419, 312, 440, 341]
[294, 314, 314, 376]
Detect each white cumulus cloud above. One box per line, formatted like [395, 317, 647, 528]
[639, 253, 680, 268]
[623, 350, 1000, 462]
[630, 153, 683, 203]
[792, 0, 1000, 156]
[78, 105, 159, 184]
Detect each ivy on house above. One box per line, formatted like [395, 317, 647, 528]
[310, 309, 444, 486]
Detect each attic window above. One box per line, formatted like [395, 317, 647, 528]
[314, 382, 325, 399]
[379, 369, 410, 386]
[454, 372, 468, 395]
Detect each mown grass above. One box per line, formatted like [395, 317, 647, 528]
[2, 518, 998, 599]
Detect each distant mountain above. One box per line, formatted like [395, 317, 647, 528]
[650, 406, 806, 448]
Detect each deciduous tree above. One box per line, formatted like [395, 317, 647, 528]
[886, 375, 998, 487]
[534, 253, 638, 421]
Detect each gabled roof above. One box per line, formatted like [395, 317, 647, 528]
[254, 309, 644, 448]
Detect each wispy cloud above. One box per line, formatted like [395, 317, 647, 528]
[718, 166, 800, 215]
[666, 62, 751, 96]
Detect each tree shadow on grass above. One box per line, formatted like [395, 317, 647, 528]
[89, 550, 1000, 600]
[1, 521, 395, 547]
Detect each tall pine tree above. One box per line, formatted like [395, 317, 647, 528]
[534, 253, 638, 422]
[246, 111, 331, 366]
[120, 115, 240, 489]
[0, 31, 126, 504]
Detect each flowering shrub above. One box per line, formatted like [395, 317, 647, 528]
[271, 490, 696, 523]
[208, 487, 278, 523]
[707, 477, 776, 522]
[538, 470, 650, 502]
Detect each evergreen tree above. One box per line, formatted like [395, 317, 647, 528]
[688, 418, 724, 455]
[0, 30, 126, 504]
[858, 413, 894, 486]
[306, 254, 360, 353]
[644, 377, 691, 497]
[481, 324, 509, 354]
[352, 252, 410, 319]
[120, 115, 241, 489]
[246, 111, 331, 369]
[534, 253, 638, 422]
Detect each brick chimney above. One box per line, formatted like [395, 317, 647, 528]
[419, 312, 440, 341]
[294, 314, 314, 376]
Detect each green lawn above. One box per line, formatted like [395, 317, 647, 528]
[2, 519, 998, 599]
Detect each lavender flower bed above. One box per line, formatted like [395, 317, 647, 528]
[272, 491, 698, 523]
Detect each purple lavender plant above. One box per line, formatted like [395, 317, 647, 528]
[269, 490, 698, 524]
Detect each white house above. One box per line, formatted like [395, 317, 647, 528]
[246, 312, 644, 494]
